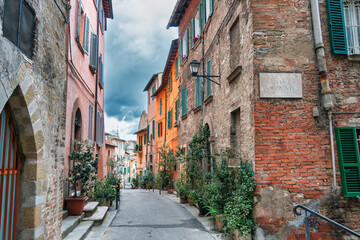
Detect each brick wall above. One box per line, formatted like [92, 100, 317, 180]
[252, 0, 360, 238]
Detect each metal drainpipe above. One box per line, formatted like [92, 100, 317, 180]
[310, 0, 337, 188]
[201, 30, 205, 117]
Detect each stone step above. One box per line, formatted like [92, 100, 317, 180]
[83, 206, 108, 226]
[63, 221, 94, 240]
[61, 213, 84, 239]
[63, 210, 68, 219]
[83, 201, 99, 218]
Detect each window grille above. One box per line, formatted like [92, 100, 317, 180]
[343, 0, 360, 54]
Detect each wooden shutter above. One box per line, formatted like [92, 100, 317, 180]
[182, 87, 187, 116]
[99, 54, 104, 88]
[160, 98, 162, 116]
[195, 77, 200, 107]
[83, 15, 90, 53]
[96, 111, 100, 145]
[206, 59, 212, 97]
[171, 108, 173, 126]
[90, 33, 98, 70]
[203, 0, 207, 26]
[168, 111, 170, 129]
[175, 100, 178, 121]
[77, 0, 82, 39]
[88, 104, 93, 141]
[179, 39, 183, 64]
[335, 127, 360, 196]
[175, 58, 178, 78]
[101, 116, 104, 146]
[147, 125, 149, 142]
[199, 3, 203, 34]
[210, 0, 214, 15]
[327, 0, 347, 54]
[152, 120, 155, 139]
[185, 29, 189, 56]
[190, 18, 195, 48]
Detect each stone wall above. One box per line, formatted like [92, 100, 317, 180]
[0, 0, 67, 239]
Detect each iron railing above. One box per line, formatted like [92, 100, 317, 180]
[293, 204, 360, 239]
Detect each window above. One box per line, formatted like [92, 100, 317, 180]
[148, 92, 150, 105]
[88, 103, 93, 141]
[191, 18, 195, 48]
[231, 108, 241, 154]
[182, 87, 187, 116]
[206, 59, 213, 97]
[99, 54, 104, 88]
[96, 111, 100, 145]
[169, 74, 172, 93]
[175, 58, 178, 79]
[152, 84, 156, 100]
[175, 100, 178, 123]
[3, 0, 35, 58]
[160, 98, 163, 116]
[179, 39, 183, 64]
[168, 109, 173, 129]
[152, 120, 155, 139]
[327, 0, 360, 55]
[185, 29, 189, 56]
[158, 122, 163, 137]
[195, 77, 201, 107]
[90, 33, 99, 72]
[202, 0, 214, 26]
[335, 127, 360, 196]
[108, 150, 110, 156]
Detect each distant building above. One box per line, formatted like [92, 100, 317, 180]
[135, 111, 148, 176]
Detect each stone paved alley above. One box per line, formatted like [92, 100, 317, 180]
[100, 189, 221, 240]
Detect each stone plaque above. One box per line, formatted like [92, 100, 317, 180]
[259, 72, 302, 98]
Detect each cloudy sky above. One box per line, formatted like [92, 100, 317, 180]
[104, 0, 178, 140]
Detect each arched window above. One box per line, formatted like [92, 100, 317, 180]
[74, 108, 82, 141]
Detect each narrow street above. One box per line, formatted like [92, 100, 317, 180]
[102, 189, 218, 240]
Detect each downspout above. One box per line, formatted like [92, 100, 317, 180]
[94, 1, 101, 175]
[201, 29, 205, 117]
[310, 0, 337, 188]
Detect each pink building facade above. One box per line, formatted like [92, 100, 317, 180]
[144, 73, 162, 173]
[64, 0, 113, 198]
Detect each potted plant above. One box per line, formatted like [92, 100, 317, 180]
[66, 140, 97, 215]
[193, 34, 199, 44]
[176, 181, 190, 204]
[94, 178, 116, 207]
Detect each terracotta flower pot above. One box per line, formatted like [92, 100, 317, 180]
[167, 188, 174, 194]
[65, 197, 86, 216]
[215, 214, 224, 232]
[198, 203, 209, 217]
[188, 196, 194, 206]
[179, 195, 188, 204]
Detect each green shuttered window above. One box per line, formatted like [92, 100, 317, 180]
[90, 33, 98, 71]
[190, 18, 195, 48]
[182, 87, 187, 116]
[88, 104, 93, 141]
[335, 127, 360, 197]
[179, 39, 183, 65]
[147, 124, 149, 142]
[195, 77, 201, 107]
[175, 100, 178, 122]
[327, 0, 348, 54]
[152, 120, 155, 139]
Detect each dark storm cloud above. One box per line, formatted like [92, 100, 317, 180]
[104, 0, 177, 129]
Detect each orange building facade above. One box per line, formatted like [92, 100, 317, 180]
[153, 39, 180, 181]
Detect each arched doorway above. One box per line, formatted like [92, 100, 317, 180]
[0, 104, 21, 240]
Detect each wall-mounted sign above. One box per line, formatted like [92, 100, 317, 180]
[259, 72, 302, 98]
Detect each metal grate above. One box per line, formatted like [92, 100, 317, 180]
[0, 105, 21, 240]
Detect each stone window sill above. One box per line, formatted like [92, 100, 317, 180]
[193, 105, 201, 114]
[227, 66, 242, 83]
[181, 114, 188, 120]
[204, 95, 213, 105]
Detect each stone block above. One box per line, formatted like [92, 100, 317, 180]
[22, 206, 42, 229]
[24, 163, 46, 180]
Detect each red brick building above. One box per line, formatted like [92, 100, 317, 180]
[168, 0, 360, 238]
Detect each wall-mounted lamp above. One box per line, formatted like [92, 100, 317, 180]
[189, 60, 221, 85]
